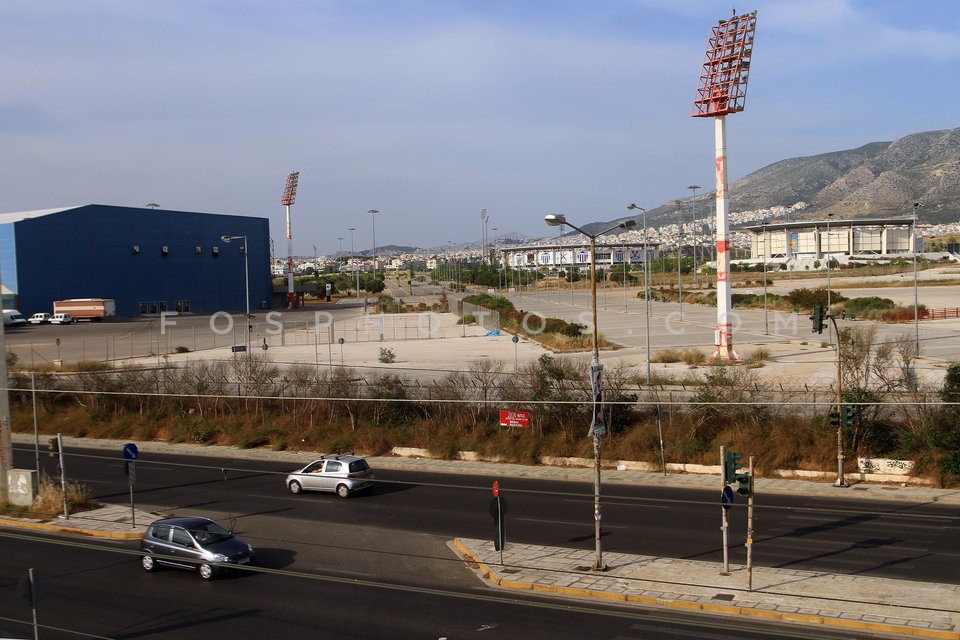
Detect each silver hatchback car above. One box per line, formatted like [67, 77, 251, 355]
[285, 454, 374, 498]
[139, 516, 255, 579]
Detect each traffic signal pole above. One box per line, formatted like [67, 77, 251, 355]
[747, 455, 755, 591]
[831, 314, 847, 487]
[720, 446, 730, 575]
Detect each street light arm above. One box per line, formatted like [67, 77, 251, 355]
[546, 214, 636, 240]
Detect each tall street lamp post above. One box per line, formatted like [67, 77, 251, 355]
[481, 209, 489, 265]
[348, 227, 360, 302]
[220, 234, 250, 373]
[369, 209, 380, 282]
[675, 201, 683, 321]
[627, 204, 651, 384]
[761, 225, 769, 334]
[492, 226, 500, 288]
[913, 202, 923, 355]
[826, 213, 833, 343]
[688, 185, 700, 285]
[544, 213, 636, 572]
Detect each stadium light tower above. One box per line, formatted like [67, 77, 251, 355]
[692, 9, 757, 361]
[281, 171, 300, 309]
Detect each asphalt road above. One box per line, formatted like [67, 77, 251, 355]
[16, 445, 960, 585]
[0, 533, 868, 640]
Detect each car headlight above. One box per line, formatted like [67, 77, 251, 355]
[211, 554, 229, 563]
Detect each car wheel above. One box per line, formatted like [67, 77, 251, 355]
[336, 484, 350, 499]
[288, 480, 302, 494]
[141, 555, 156, 572]
[199, 563, 215, 580]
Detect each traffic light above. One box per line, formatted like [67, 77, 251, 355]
[735, 472, 752, 497]
[810, 305, 825, 334]
[48, 437, 60, 458]
[843, 404, 855, 427]
[828, 410, 841, 428]
[724, 451, 742, 485]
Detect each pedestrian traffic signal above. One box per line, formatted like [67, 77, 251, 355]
[810, 305, 826, 334]
[828, 410, 841, 428]
[735, 472, 752, 497]
[48, 437, 60, 458]
[724, 450, 742, 485]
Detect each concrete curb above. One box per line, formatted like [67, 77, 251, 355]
[0, 515, 145, 539]
[452, 538, 960, 640]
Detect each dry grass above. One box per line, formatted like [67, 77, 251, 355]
[682, 349, 707, 366]
[29, 477, 99, 518]
[651, 349, 682, 363]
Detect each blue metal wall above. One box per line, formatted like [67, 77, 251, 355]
[14, 205, 271, 317]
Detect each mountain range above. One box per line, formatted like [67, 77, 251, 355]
[609, 127, 960, 232]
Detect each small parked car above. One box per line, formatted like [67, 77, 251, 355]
[28, 312, 52, 324]
[286, 454, 374, 498]
[49, 313, 73, 324]
[139, 516, 255, 579]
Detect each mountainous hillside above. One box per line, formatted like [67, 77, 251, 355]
[631, 127, 960, 230]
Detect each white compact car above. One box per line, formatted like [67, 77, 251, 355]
[28, 313, 52, 324]
[49, 313, 73, 324]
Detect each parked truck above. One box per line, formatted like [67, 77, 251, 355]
[52, 298, 117, 321]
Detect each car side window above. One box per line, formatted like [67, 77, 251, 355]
[152, 524, 171, 541]
[171, 527, 194, 547]
[304, 461, 323, 473]
[325, 460, 342, 473]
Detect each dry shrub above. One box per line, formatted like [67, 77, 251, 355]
[682, 349, 707, 365]
[652, 349, 682, 363]
[745, 348, 772, 367]
[32, 477, 98, 518]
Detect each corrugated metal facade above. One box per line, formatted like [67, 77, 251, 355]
[5, 205, 271, 316]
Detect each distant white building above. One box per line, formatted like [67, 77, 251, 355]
[502, 242, 659, 270]
[740, 216, 919, 269]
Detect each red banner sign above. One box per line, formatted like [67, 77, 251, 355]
[499, 410, 531, 428]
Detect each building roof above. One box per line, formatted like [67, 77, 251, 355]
[0, 206, 80, 224]
[741, 216, 915, 232]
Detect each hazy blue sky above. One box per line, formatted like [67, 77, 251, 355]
[2, 1, 958, 256]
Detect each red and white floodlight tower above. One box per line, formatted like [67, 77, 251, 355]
[692, 10, 757, 361]
[281, 171, 300, 309]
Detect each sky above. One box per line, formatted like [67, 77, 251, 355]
[2, 1, 959, 257]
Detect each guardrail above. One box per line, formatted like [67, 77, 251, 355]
[883, 307, 960, 322]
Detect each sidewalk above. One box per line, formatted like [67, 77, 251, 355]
[0, 502, 163, 540]
[453, 537, 960, 639]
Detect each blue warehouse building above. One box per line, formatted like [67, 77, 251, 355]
[0, 204, 272, 317]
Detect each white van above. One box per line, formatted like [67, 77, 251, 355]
[2, 309, 27, 326]
[49, 313, 74, 325]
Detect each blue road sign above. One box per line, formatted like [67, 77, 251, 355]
[721, 485, 734, 510]
[122, 443, 139, 460]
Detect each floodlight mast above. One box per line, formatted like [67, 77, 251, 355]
[692, 10, 757, 361]
[282, 171, 300, 309]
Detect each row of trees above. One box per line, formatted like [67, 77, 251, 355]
[7, 323, 959, 485]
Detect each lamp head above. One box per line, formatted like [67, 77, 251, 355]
[626, 204, 645, 212]
[221, 235, 233, 243]
[620, 219, 637, 230]
[368, 209, 379, 215]
[544, 214, 567, 227]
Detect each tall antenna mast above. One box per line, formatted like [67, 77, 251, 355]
[281, 171, 300, 309]
[692, 10, 757, 361]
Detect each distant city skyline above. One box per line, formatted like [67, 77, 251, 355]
[2, 1, 958, 256]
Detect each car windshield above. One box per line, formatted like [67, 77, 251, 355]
[187, 521, 232, 545]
